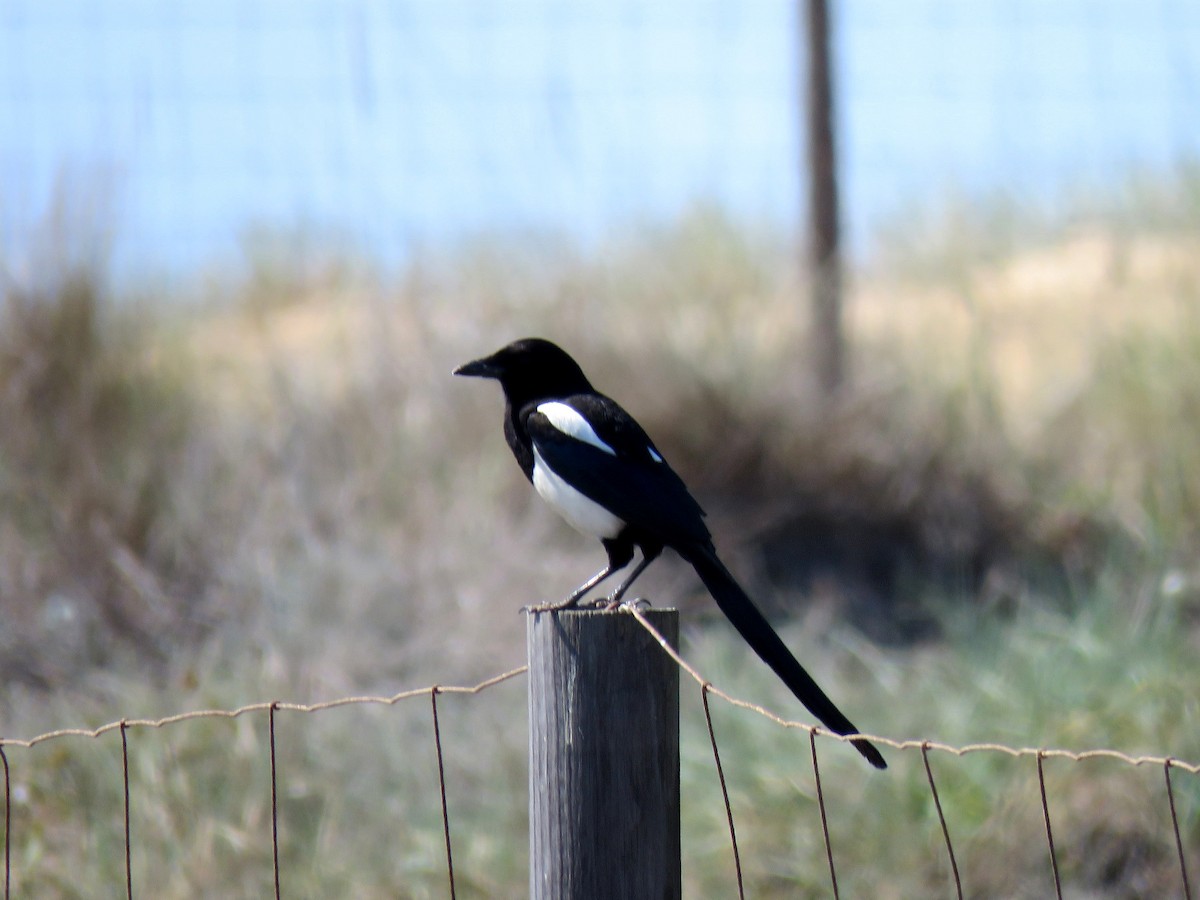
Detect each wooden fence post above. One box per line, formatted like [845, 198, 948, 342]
[802, 0, 846, 395]
[527, 608, 680, 900]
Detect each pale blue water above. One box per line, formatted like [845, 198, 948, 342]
[1, 0, 1197, 283]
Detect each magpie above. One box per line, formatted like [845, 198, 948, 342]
[454, 337, 886, 769]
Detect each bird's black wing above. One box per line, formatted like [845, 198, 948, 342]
[523, 394, 711, 547]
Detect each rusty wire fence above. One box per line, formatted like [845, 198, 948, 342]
[0, 607, 1195, 900]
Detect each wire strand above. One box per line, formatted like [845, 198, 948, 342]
[809, 731, 839, 899]
[1, 747, 9, 900]
[922, 742, 963, 899]
[120, 722, 132, 900]
[1165, 758, 1193, 900]
[1037, 751, 1063, 900]
[431, 687, 457, 900]
[269, 703, 281, 900]
[0, 667, 529, 749]
[701, 683, 744, 900]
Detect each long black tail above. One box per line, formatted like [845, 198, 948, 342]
[681, 544, 887, 770]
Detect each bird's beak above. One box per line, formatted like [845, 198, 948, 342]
[453, 355, 499, 379]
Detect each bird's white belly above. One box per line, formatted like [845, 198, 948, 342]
[532, 447, 624, 539]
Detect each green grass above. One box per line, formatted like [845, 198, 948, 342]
[6, 590, 1195, 898]
[1, 182, 1199, 895]
[679, 572, 1200, 898]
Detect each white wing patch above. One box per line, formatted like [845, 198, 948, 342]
[648, 446, 663, 463]
[536, 401, 617, 456]
[532, 446, 625, 539]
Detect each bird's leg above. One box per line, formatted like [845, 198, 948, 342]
[600, 545, 662, 609]
[524, 538, 634, 613]
[523, 563, 618, 613]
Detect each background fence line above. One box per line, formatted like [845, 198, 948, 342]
[0, 612, 1195, 898]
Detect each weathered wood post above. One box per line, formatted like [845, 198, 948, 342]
[803, 0, 846, 395]
[527, 608, 680, 900]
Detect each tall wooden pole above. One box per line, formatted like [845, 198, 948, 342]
[804, 0, 846, 394]
[527, 608, 680, 900]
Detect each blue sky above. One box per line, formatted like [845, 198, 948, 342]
[2, 0, 1198, 280]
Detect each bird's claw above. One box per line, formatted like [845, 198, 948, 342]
[608, 596, 652, 612]
[521, 597, 585, 615]
[520, 595, 651, 614]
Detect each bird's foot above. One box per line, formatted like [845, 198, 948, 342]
[602, 595, 651, 612]
[521, 596, 585, 615]
[582, 595, 617, 610]
[521, 595, 650, 613]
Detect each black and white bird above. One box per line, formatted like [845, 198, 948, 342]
[455, 337, 886, 769]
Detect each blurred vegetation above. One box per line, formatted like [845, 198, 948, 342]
[0, 267, 216, 686]
[1, 168, 1198, 896]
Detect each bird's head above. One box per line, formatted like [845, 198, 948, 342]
[454, 338, 594, 404]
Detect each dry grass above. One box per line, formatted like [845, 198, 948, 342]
[1, 177, 1199, 895]
[0, 271, 222, 687]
